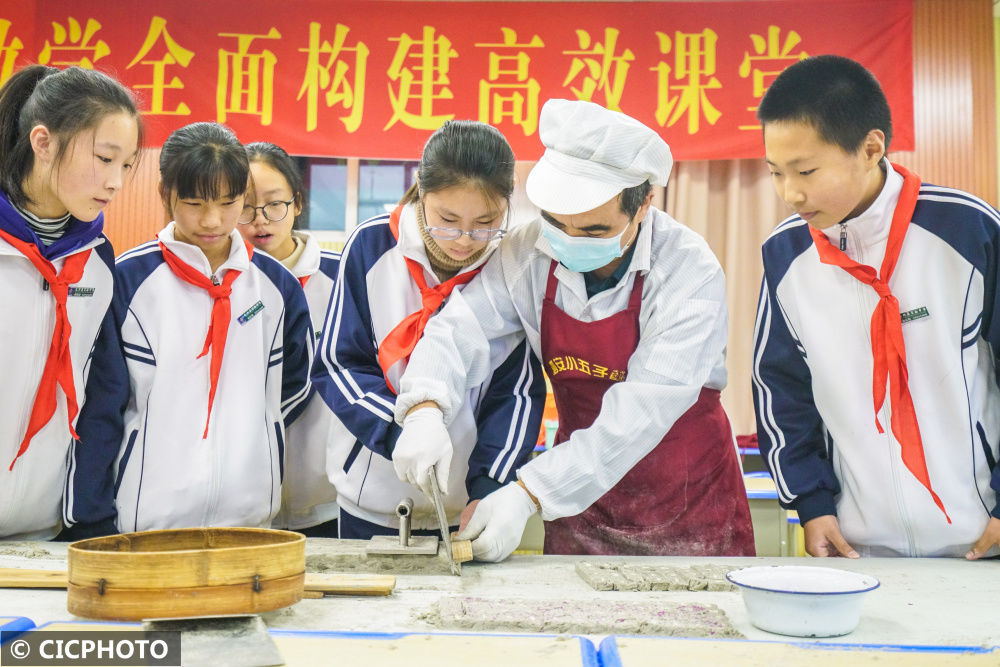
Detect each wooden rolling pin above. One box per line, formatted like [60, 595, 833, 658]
[0, 568, 395, 597]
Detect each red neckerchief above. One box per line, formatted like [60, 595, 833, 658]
[377, 204, 480, 394]
[808, 163, 950, 522]
[0, 229, 91, 470]
[158, 239, 253, 438]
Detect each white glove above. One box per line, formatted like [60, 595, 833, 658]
[391, 407, 453, 496]
[456, 482, 537, 562]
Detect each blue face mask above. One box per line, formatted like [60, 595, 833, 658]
[540, 219, 634, 273]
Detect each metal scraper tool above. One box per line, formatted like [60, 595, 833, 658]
[428, 469, 461, 576]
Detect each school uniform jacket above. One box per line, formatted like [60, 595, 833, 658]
[393, 207, 730, 522]
[313, 204, 545, 529]
[67, 223, 313, 533]
[271, 230, 345, 530]
[753, 162, 1000, 557]
[0, 192, 114, 540]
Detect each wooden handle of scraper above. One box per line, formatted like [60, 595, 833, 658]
[451, 538, 473, 563]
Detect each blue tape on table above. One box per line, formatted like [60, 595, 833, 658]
[0, 616, 35, 644]
[599, 634, 1000, 665]
[597, 636, 623, 667]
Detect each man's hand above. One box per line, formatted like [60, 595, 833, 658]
[391, 406, 452, 496]
[802, 514, 859, 558]
[966, 517, 1000, 560]
[455, 482, 537, 562]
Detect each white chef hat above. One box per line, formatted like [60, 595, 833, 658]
[526, 99, 672, 215]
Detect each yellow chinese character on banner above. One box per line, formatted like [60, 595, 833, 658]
[217, 28, 281, 125]
[561, 28, 634, 111]
[385, 26, 457, 131]
[298, 22, 369, 133]
[38, 17, 110, 69]
[474, 27, 544, 135]
[0, 20, 24, 88]
[737, 26, 808, 129]
[126, 17, 194, 116]
[651, 29, 722, 135]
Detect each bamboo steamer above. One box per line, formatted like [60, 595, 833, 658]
[67, 527, 305, 621]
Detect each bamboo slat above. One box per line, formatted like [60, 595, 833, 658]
[66, 573, 305, 621]
[0, 570, 395, 597]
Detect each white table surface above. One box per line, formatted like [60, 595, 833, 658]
[1, 542, 997, 649]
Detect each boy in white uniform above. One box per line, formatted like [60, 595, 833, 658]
[753, 55, 1000, 558]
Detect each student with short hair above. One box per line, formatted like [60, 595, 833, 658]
[69, 122, 313, 534]
[239, 142, 343, 537]
[0, 65, 141, 540]
[753, 55, 1000, 559]
[312, 120, 544, 539]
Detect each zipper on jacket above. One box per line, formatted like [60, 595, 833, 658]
[848, 224, 918, 554]
[211, 274, 220, 286]
[42, 279, 49, 291]
[205, 430, 223, 527]
[882, 395, 917, 555]
[839, 222, 848, 251]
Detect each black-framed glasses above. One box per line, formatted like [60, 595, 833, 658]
[238, 198, 295, 224]
[425, 226, 506, 242]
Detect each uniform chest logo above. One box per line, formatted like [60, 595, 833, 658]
[238, 300, 265, 324]
[900, 306, 929, 323]
[67, 286, 95, 297]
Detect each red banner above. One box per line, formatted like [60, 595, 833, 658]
[0, 1, 913, 160]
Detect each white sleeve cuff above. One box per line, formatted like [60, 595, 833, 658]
[394, 378, 455, 425]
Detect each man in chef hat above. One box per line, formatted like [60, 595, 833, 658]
[391, 99, 754, 561]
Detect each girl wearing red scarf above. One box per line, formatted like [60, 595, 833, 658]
[312, 121, 544, 539]
[0, 65, 140, 541]
[68, 123, 313, 534]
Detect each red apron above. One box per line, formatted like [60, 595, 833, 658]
[540, 261, 755, 556]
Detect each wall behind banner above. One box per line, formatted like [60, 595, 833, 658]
[99, 0, 997, 436]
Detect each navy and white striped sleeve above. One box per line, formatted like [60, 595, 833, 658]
[466, 339, 545, 500]
[64, 241, 127, 538]
[311, 227, 401, 458]
[752, 262, 840, 524]
[959, 197, 1000, 518]
[913, 188, 1000, 518]
[278, 272, 314, 426]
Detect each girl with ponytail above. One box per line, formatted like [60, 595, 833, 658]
[0, 64, 141, 540]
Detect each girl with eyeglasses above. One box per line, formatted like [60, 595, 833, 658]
[312, 120, 545, 539]
[238, 141, 344, 537]
[68, 123, 313, 534]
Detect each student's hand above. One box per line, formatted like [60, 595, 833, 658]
[391, 407, 452, 496]
[966, 517, 1000, 560]
[458, 500, 480, 532]
[803, 515, 859, 558]
[456, 482, 537, 562]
